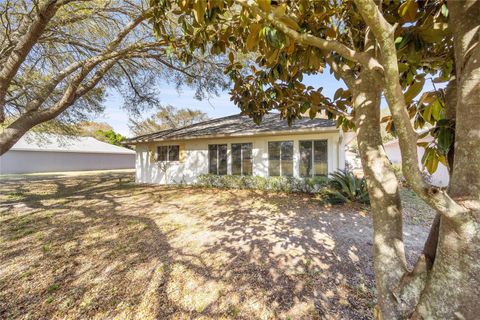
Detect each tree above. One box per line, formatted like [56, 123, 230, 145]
[76, 121, 114, 139]
[129, 105, 209, 135]
[151, 0, 479, 317]
[94, 129, 126, 146]
[0, 0, 228, 155]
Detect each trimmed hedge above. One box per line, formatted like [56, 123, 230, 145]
[194, 171, 369, 205]
[195, 174, 328, 194]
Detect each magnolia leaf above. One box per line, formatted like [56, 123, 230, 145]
[438, 155, 448, 166]
[228, 51, 234, 63]
[334, 88, 344, 100]
[311, 91, 321, 105]
[423, 104, 433, 123]
[437, 127, 453, 153]
[192, 0, 206, 24]
[381, 115, 392, 123]
[257, 0, 270, 12]
[441, 4, 449, 17]
[419, 22, 449, 43]
[404, 76, 425, 104]
[418, 92, 436, 105]
[426, 154, 439, 174]
[285, 37, 295, 54]
[398, 0, 418, 22]
[272, 3, 287, 17]
[246, 23, 262, 51]
[422, 148, 439, 174]
[431, 99, 443, 121]
[279, 16, 300, 31]
[417, 141, 429, 148]
[398, 63, 409, 73]
[325, 28, 336, 38]
[266, 48, 279, 64]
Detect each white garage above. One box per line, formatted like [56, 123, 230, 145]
[0, 133, 135, 174]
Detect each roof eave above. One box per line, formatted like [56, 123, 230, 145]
[124, 126, 340, 145]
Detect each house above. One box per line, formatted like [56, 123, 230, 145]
[124, 114, 345, 184]
[383, 137, 449, 187]
[0, 133, 135, 174]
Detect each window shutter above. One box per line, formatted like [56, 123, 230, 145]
[179, 143, 186, 162]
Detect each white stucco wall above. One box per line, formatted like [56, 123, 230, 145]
[384, 141, 449, 187]
[135, 131, 345, 184]
[0, 150, 135, 174]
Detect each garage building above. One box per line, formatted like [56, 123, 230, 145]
[0, 133, 135, 174]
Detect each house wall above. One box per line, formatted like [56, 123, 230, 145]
[0, 150, 135, 174]
[383, 141, 449, 187]
[135, 131, 345, 184]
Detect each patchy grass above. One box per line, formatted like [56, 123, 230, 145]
[0, 172, 428, 319]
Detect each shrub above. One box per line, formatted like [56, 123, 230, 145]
[195, 174, 328, 194]
[327, 170, 370, 204]
[195, 173, 369, 205]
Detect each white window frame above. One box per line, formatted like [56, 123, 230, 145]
[157, 145, 179, 162]
[299, 139, 328, 177]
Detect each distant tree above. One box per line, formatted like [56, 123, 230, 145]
[94, 129, 126, 146]
[77, 121, 113, 138]
[129, 105, 209, 135]
[0, 0, 228, 155]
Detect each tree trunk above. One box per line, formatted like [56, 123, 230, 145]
[352, 71, 410, 319]
[0, 112, 50, 155]
[413, 1, 480, 318]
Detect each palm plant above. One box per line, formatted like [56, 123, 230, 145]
[328, 170, 370, 204]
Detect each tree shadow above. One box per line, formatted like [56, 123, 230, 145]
[0, 173, 427, 319]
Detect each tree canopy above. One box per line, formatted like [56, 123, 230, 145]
[0, 0, 229, 155]
[150, 0, 479, 318]
[129, 105, 209, 135]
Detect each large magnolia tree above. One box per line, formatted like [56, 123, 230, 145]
[0, 0, 228, 155]
[151, 0, 479, 318]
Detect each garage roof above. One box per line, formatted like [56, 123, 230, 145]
[10, 133, 135, 154]
[125, 113, 337, 144]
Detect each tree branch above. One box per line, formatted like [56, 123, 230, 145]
[0, 0, 62, 122]
[235, 0, 384, 73]
[353, 0, 467, 220]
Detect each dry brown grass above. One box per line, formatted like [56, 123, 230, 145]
[0, 172, 428, 319]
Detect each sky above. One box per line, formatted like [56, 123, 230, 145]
[97, 70, 347, 137]
[97, 67, 439, 138]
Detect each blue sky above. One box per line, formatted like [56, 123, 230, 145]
[98, 68, 438, 137]
[98, 70, 348, 137]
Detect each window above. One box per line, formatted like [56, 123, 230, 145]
[232, 143, 252, 176]
[268, 141, 293, 176]
[208, 144, 227, 175]
[300, 140, 328, 177]
[157, 145, 180, 161]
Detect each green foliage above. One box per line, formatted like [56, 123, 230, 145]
[195, 173, 369, 205]
[94, 129, 126, 146]
[327, 170, 370, 204]
[152, 0, 454, 175]
[195, 174, 328, 194]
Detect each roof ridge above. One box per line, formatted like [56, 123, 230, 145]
[127, 114, 244, 141]
[125, 113, 337, 144]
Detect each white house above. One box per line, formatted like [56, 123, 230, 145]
[0, 133, 135, 174]
[125, 114, 345, 184]
[383, 137, 449, 187]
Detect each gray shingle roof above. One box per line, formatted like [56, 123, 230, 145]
[11, 133, 135, 154]
[125, 113, 337, 144]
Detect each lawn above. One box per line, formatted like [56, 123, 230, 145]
[0, 172, 431, 319]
